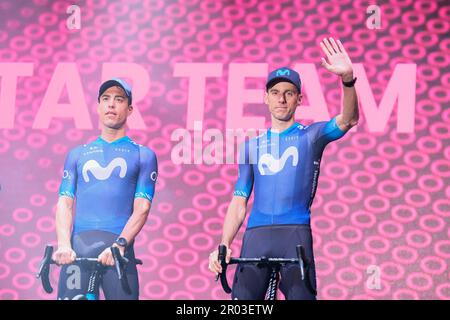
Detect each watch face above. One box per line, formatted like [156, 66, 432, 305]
[116, 238, 127, 247]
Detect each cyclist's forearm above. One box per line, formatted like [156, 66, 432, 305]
[55, 196, 74, 248]
[119, 198, 151, 244]
[221, 196, 247, 247]
[336, 80, 359, 131]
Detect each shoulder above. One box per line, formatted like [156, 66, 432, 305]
[239, 131, 267, 151]
[295, 122, 307, 130]
[251, 130, 270, 145]
[68, 137, 104, 155]
[66, 143, 86, 159]
[127, 139, 157, 161]
[300, 119, 331, 135]
[291, 122, 309, 134]
[302, 121, 324, 130]
[308, 116, 345, 134]
[140, 145, 157, 160]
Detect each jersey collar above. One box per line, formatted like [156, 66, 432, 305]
[96, 135, 131, 145]
[267, 122, 299, 138]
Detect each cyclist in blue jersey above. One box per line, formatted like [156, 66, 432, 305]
[209, 37, 359, 300]
[53, 78, 157, 300]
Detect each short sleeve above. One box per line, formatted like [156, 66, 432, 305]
[58, 147, 81, 198]
[233, 140, 254, 199]
[135, 147, 157, 202]
[308, 116, 347, 147]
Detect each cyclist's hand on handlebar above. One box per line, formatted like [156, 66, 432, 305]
[97, 244, 125, 266]
[208, 245, 231, 275]
[53, 246, 76, 265]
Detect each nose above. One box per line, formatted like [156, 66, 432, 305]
[106, 100, 116, 109]
[278, 93, 287, 104]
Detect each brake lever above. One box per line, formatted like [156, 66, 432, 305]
[215, 245, 225, 282]
[110, 246, 127, 280]
[296, 245, 305, 281]
[217, 244, 232, 294]
[36, 245, 54, 294]
[110, 246, 133, 294]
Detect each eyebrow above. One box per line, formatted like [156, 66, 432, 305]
[101, 94, 126, 99]
[269, 89, 297, 93]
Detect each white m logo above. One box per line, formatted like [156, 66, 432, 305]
[258, 146, 298, 175]
[82, 157, 127, 182]
[276, 69, 290, 76]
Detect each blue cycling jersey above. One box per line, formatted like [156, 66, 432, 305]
[59, 136, 157, 235]
[234, 116, 347, 229]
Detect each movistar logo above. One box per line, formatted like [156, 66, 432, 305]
[82, 157, 127, 182]
[276, 69, 290, 76]
[258, 146, 298, 175]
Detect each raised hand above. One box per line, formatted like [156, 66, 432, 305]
[320, 37, 353, 81]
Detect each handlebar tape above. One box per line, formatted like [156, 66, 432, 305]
[36, 245, 54, 294]
[217, 244, 232, 293]
[296, 245, 306, 281]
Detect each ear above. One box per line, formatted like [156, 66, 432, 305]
[263, 91, 269, 106]
[297, 93, 303, 105]
[127, 105, 133, 116]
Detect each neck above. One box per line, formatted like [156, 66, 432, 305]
[270, 116, 295, 133]
[100, 126, 126, 142]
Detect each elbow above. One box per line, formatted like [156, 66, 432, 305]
[135, 199, 151, 216]
[348, 113, 359, 128]
[141, 202, 151, 216]
[337, 113, 358, 130]
[230, 197, 248, 224]
[56, 196, 74, 213]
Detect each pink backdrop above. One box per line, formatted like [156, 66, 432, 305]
[0, 0, 449, 300]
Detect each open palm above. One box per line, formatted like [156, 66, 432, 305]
[320, 37, 353, 77]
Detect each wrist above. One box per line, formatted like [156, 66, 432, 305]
[342, 76, 357, 88]
[112, 242, 124, 249]
[115, 236, 128, 248]
[112, 243, 125, 255]
[220, 241, 231, 248]
[341, 72, 354, 82]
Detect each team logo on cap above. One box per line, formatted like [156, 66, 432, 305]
[276, 69, 291, 77]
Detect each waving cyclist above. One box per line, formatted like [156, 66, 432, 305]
[209, 38, 359, 300]
[53, 78, 157, 300]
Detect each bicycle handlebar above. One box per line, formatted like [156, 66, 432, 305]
[110, 246, 144, 280]
[217, 244, 231, 293]
[216, 244, 308, 295]
[36, 245, 143, 294]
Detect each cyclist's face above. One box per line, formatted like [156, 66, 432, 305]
[264, 82, 301, 122]
[97, 86, 133, 130]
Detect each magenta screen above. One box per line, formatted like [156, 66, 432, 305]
[0, 0, 449, 300]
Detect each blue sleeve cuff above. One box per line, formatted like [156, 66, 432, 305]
[134, 191, 153, 202]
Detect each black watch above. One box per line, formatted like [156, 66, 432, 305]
[342, 77, 357, 87]
[115, 237, 128, 248]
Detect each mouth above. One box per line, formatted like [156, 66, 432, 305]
[105, 111, 117, 116]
